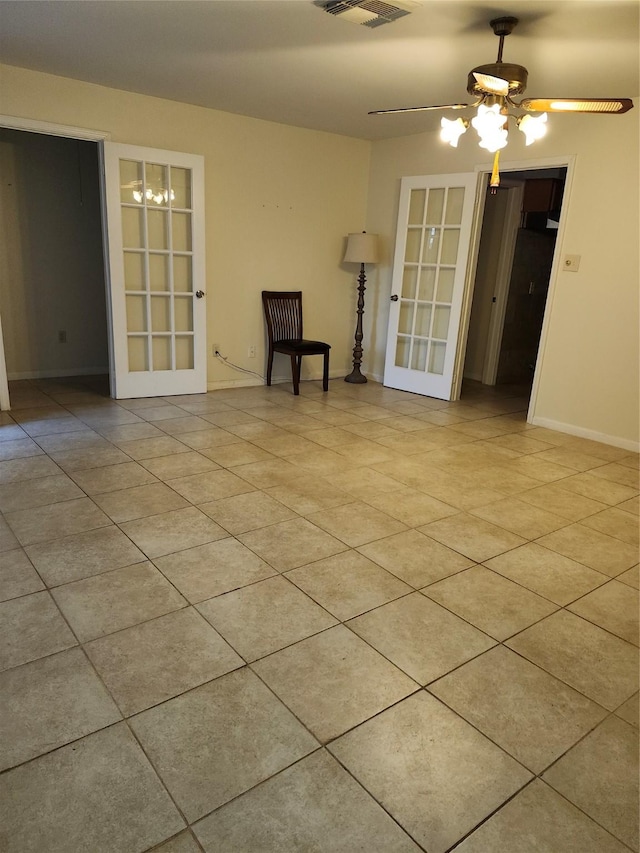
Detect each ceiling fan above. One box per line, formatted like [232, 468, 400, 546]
[369, 16, 633, 185]
[370, 16, 634, 119]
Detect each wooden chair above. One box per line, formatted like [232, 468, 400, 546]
[261, 291, 330, 395]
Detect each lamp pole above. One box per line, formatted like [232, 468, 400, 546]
[345, 262, 368, 384]
[343, 231, 379, 385]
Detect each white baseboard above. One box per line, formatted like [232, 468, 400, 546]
[531, 415, 640, 453]
[7, 366, 108, 381]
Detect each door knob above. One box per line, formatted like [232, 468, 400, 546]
[195, 290, 205, 298]
[390, 294, 398, 301]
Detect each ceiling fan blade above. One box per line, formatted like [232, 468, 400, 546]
[369, 103, 470, 115]
[473, 72, 509, 96]
[519, 98, 634, 114]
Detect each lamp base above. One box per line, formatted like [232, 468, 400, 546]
[344, 367, 367, 384]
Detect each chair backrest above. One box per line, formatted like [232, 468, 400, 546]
[262, 291, 303, 342]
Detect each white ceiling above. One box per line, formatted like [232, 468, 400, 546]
[0, 0, 637, 140]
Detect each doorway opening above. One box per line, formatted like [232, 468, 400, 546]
[0, 128, 110, 407]
[462, 166, 567, 406]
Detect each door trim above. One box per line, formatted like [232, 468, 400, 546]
[0, 115, 110, 141]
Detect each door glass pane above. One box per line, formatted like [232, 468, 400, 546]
[126, 295, 147, 332]
[398, 301, 414, 335]
[128, 337, 148, 372]
[411, 339, 428, 371]
[436, 269, 455, 303]
[445, 187, 465, 225]
[172, 212, 192, 252]
[175, 336, 194, 369]
[145, 163, 170, 206]
[149, 254, 169, 292]
[428, 341, 446, 374]
[148, 210, 168, 250]
[408, 189, 425, 225]
[152, 336, 172, 371]
[441, 230, 460, 265]
[120, 160, 143, 204]
[401, 267, 418, 299]
[414, 304, 432, 337]
[404, 230, 421, 263]
[174, 296, 193, 332]
[173, 256, 193, 293]
[425, 188, 445, 224]
[171, 167, 191, 209]
[432, 306, 451, 339]
[151, 296, 171, 332]
[422, 228, 440, 264]
[417, 268, 436, 301]
[124, 252, 145, 290]
[122, 208, 144, 248]
[395, 337, 410, 368]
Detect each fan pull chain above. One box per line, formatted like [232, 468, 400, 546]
[490, 150, 501, 193]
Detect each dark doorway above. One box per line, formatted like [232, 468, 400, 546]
[0, 129, 108, 388]
[463, 166, 567, 394]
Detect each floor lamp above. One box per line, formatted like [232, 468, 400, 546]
[343, 231, 380, 384]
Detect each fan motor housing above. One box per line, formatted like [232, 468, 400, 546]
[468, 63, 528, 96]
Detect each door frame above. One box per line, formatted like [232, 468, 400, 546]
[454, 154, 576, 424]
[0, 115, 112, 409]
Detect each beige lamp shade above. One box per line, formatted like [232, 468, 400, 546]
[343, 231, 379, 264]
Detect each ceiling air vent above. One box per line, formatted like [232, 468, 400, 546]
[315, 0, 418, 28]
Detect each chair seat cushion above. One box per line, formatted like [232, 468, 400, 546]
[274, 339, 331, 354]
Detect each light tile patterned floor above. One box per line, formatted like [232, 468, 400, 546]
[0, 375, 638, 853]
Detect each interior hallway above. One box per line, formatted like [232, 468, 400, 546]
[0, 375, 638, 852]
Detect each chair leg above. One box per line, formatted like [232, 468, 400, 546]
[322, 351, 329, 392]
[266, 347, 274, 386]
[291, 355, 300, 395]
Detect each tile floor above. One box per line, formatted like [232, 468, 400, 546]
[0, 375, 638, 853]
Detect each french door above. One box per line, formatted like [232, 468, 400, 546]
[102, 143, 206, 398]
[383, 173, 477, 400]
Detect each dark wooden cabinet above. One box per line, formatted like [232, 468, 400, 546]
[522, 178, 564, 212]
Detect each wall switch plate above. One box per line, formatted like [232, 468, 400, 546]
[563, 254, 581, 272]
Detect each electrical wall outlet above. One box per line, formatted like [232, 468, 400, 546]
[248, 345, 256, 358]
[212, 343, 220, 356]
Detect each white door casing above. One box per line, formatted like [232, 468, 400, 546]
[383, 173, 478, 400]
[102, 142, 206, 398]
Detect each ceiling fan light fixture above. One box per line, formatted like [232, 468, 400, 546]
[517, 112, 548, 144]
[472, 103, 508, 153]
[440, 116, 469, 147]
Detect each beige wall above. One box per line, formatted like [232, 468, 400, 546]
[0, 129, 108, 378]
[366, 110, 639, 448]
[0, 63, 371, 387]
[1, 63, 638, 447]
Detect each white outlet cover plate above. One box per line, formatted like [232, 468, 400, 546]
[563, 254, 581, 272]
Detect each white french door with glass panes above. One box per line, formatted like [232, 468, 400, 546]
[102, 143, 206, 398]
[383, 173, 477, 400]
